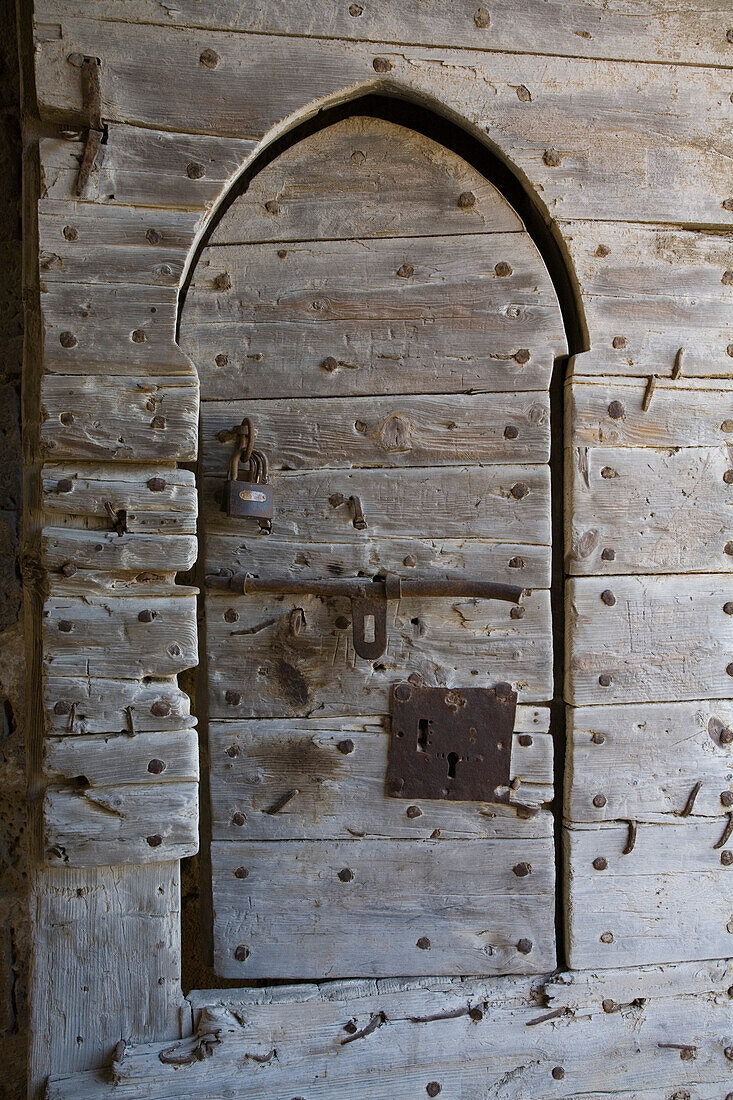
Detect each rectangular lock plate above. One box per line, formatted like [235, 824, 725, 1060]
[386, 682, 517, 804]
[225, 480, 274, 519]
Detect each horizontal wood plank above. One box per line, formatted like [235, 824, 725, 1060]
[565, 701, 733, 823]
[207, 589, 552, 715]
[42, 527, 198, 576]
[44, 676, 196, 735]
[201, 392, 550, 474]
[565, 819, 733, 968]
[211, 834, 555, 977]
[566, 445, 733, 575]
[209, 711, 552, 839]
[41, 374, 199, 461]
[565, 574, 733, 705]
[44, 729, 199, 786]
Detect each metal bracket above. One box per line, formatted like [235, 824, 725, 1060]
[75, 57, 104, 196]
[386, 682, 519, 804]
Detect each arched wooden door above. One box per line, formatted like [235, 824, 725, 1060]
[180, 114, 567, 979]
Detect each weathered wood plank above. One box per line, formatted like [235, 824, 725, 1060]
[41, 374, 199, 461]
[212, 834, 555, 977]
[544, 957, 733, 1011]
[36, 0, 733, 68]
[568, 376, 733, 449]
[182, 235, 565, 401]
[201, 392, 550, 474]
[39, 204, 201, 285]
[42, 463, 197, 535]
[209, 711, 552, 839]
[207, 589, 552, 715]
[44, 591, 198, 679]
[31, 864, 186, 1087]
[204, 464, 551, 544]
[565, 574, 733, 705]
[31, 21, 733, 225]
[44, 782, 199, 865]
[565, 701, 733, 823]
[565, 818, 733, 968]
[44, 675, 196, 735]
[566, 445, 733, 575]
[39, 127, 255, 209]
[44, 729, 199, 787]
[42, 526, 197, 576]
[208, 532, 551, 590]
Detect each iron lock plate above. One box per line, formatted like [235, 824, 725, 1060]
[386, 682, 518, 804]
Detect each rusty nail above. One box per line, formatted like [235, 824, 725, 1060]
[349, 3, 363, 14]
[642, 375, 657, 411]
[724, 472, 733, 486]
[622, 820, 637, 855]
[266, 789, 298, 815]
[350, 495, 367, 529]
[233, 944, 250, 961]
[59, 331, 77, 348]
[60, 561, 77, 577]
[593, 856, 608, 870]
[147, 759, 166, 774]
[199, 47, 220, 68]
[510, 605, 525, 620]
[725, 1046, 733, 1061]
[151, 700, 171, 717]
[373, 56, 392, 71]
[494, 261, 512, 276]
[406, 805, 422, 819]
[720, 728, 733, 744]
[264, 200, 280, 215]
[543, 148, 562, 167]
[426, 1085, 442, 1098]
[593, 793, 607, 808]
[591, 732, 605, 744]
[224, 690, 242, 706]
[602, 998, 617, 1013]
[138, 609, 154, 623]
[234, 866, 249, 879]
[225, 744, 239, 758]
[721, 850, 733, 866]
[58, 620, 73, 633]
[338, 867, 354, 882]
[601, 590, 616, 606]
[516, 938, 532, 954]
[672, 347, 684, 379]
[57, 478, 74, 493]
[146, 834, 163, 847]
[612, 336, 626, 349]
[186, 162, 205, 179]
[727, 661, 733, 676]
[335, 615, 350, 630]
[518, 734, 533, 747]
[417, 936, 431, 950]
[508, 556, 524, 569]
[679, 780, 702, 817]
[397, 263, 414, 278]
[147, 477, 166, 491]
[224, 608, 239, 623]
[457, 191, 476, 208]
[322, 356, 339, 372]
[54, 700, 72, 715]
[599, 674, 612, 687]
[513, 862, 532, 877]
[63, 225, 78, 241]
[232, 812, 246, 826]
[504, 424, 519, 439]
[474, 7, 490, 27]
[329, 492, 345, 507]
[514, 348, 530, 364]
[722, 791, 733, 807]
[510, 482, 529, 499]
[145, 228, 161, 244]
[724, 602, 733, 615]
[551, 1067, 565, 1080]
[607, 401, 625, 420]
[601, 547, 616, 561]
[714, 811, 733, 849]
[600, 931, 614, 943]
[337, 739, 355, 755]
[60, 411, 74, 425]
[131, 328, 147, 343]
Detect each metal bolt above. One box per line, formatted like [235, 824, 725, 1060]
[373, 56, 392, 71]
[147, 759, 166, 774]
[57, 478, 74, 493]
[543, 148, 562, 167]
[612, 336, 626, 349]
[593, 794, 607, 808]
[234, 866, 249, 879]
[225, 690, 242, 706]
[232, 812, 246, 827]
[322, 356, 339, 373]
[233, 944, 250, 962]
[337, 739, 355, 755]
[131, 329, 147, 343]
[58, 620, 73, 633]
[727, 663, 733, 677]
[516, 938, 532, 954]
[138, 609, 154, 623]
[63, 225, 78, 241]
[264, 200, 281, 215]
[494, 261, 512, 277]
[225, 745, 240, 758]
[335, 615, 350, 630]
[725, 1046, 733, 1061]
[146, 228, 161, 244]
[54, 700, 73, 715]
[338, 868, 354, 882]
[510, 605, 525, 619]
[147, 476, 166, 491]
[607, 401, 625, 420]
[722, 791, 733, 807]
[513, 862, 532, 877]
[601, 547, 616, 561]
[722, 850, 733, 866]
[215, 353, 228, 367]
[397, 263, 414, 278]
[406, 805, 422, 819]
[593, 856, 608, 870]
[510, 482, 529, 500]
[595, 244, 611, 257]
[60, 561, 77, 577]
[551, 1067, 565, 1080]
[602, 999, 616, 1013]
[600, 931, 614, 943]
[146, 834, 163, 847]
[349, 3, 363, 14]
[60, 411, 74, 425]
[59, 331, 77, 348]
[224, 608, 239, 623]
[599, 674, 612, 687]
[591, 732, 606, 745]
[416, 936, 431, 950]
[214, 272, 231, 291]
[150, 700, 171, 717]
[199, 47, 220, 68]
[601, 590, 616, 606]
[508, 556, 524, 569]
[728, 343, 733, 357]
[514, 348, 530, 364]
[518, 734, 533, 747]
[457, 191, 476, 208]
[186, 162, 205, 179]
[473, 7, 490, 28]
[426, 1084, 442, 1098]
[725, 472, 733, 486]
[504, 425, 519, 440]
[720, 728, 733, 745]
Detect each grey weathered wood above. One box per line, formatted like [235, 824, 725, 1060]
[42, 527, 197, 577]
[182, 234, 566, 401]
[208, 533, 551, 590]
[44, 591, 198, 679]
[567, 445, 733, 575]
[568, 376, 733, 449]
[44, 729, 199, 787]
[41, 374, 199, 461]
[36, 0, 733, 67]
[31, 20, 733, 225]
[543, 958, 733, 1011]
[565, 574, 733, 705]
[44, 675, 196, 735]
[44, 783, 199, 866]
[201, 392, 550, 474]
[42, 463, 197, 534]
[565, 701, 733, 823]
[209, 710, 552, 839]
[39, 127, 256, 209]
[207, 589, 552, 715]
[565, 818, 733, 968]
[204, 464, 551, 544]
[212, 833, 555, 977]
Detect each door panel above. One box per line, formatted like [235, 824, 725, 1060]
[180, 115, 567, 978]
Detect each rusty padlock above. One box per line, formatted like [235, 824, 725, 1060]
[223, 418, 273, 533]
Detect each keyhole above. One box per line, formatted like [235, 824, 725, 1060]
[417, 719, 430, 752]
[447, 752, 459, 780]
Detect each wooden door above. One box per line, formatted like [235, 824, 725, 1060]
[180, 115, 567, 979]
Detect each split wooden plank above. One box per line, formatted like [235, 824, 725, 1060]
[204, 464, 552, 544]
[207, 115, 523, 244]
[206, 589, 552, 716]
[36, 0, 733, 68]
[31, 864, 186, 1087]
[565, 574, 733, 705]
[211, 834, 555, 977]
[182, 236, 566, 401]
[42, 463, 197, 535]
[208, 710, 552, 840]
[544, 957, 733, 1012]
[562, 221, 733, 378]
[43, 591, 198, 679]
[565, 701, 733, 823]
[38, 204, 201, 285]
[566, 445, 733, 575]
[201, 392, 550, 474]
[44, 729, 199, 787]
[31, 21, 733, 226]
[568, 376, 733, 449]
[42, 527, 197, 576]
[39, 127, 255, 209]
[564, 818, 733, 968]
[41, 374, 199, 461]
[44, 675, 196, 735]
[207, 533, 551, 590]
[41, 281, 189, 374]
[44, 782, 199, 866]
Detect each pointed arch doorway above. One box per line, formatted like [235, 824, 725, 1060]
[179, 98, 572, 979]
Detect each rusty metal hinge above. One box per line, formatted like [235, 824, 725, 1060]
[75, 56, 104, 196]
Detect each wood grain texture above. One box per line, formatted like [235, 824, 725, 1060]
[211, 834, 556, 977]
[42, 527, 198, 577]
[35, 0, 733, 67]
[565, 818, 733, 968]
[201, 392, 550, 473]
[565, 574, 733, 705]
[41, 374, 199, 461]
[207, 589, 552, 716]
[182, 234, 566, 400]
[208, 710, 552, 839]
[566, 445, 733, 575]
[44, 729, 199, 787]
[47, 963, 733, 1097]
[44, 675, 196, 735]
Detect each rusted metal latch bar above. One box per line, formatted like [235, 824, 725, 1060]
[206, 572, 524, 659]
[75, 57, 104, 196]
